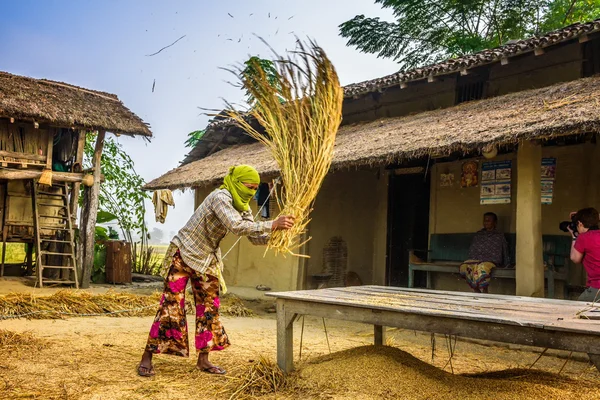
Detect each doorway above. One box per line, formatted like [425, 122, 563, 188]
[386, 170, 431, 287]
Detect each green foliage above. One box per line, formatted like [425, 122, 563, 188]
[84, 133, 150, 245]
[96, 211, 118, 224]
[339, 0, 600, 69]
[184, 129, 206, 149]
[92, 243, 107, 283]
[242, 56, 282, 105]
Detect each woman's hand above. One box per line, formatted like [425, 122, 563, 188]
[272, 215, 295, 231]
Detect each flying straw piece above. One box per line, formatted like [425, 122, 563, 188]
[226, 40, 343, 257]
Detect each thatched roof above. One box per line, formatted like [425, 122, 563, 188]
[180, 19, 599, 165]
[145, 76, 600, 190]
[345, 19, 600, 98]
[0, 71, 151, 136]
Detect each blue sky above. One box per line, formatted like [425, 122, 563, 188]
[0, 0, 398, 239]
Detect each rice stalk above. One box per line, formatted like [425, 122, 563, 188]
[226, 40, 344, 256]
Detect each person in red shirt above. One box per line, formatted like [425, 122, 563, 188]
[569, 207, 600, 302]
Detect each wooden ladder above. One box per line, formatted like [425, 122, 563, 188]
[32, 181, 79, 288]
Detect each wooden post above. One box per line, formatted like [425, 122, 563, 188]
[516, 140, 544, 297]
[79, 130, 105, 288]
[46, 128, 54, 170]
[276, 298, 295, 374]
[70, 130, 86, 221]
[372, 168, 389, 286]
[26, 242, 33, 276]
[374, 325, 386, 346]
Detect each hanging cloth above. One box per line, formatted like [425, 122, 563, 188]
[152, 190, 175, 223]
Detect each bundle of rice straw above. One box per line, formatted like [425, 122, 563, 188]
[227, 40, 343, 256]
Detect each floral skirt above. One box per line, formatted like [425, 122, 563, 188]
[459, 260, 495, 290]
[145, 250, 230, 357]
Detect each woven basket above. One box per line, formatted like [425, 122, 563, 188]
[322, 237, 348, 287]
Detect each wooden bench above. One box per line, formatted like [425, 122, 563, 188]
[267, 286, 600, 374]
[408, 233, 571, 298]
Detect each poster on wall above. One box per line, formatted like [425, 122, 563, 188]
[460, 161, 479, 188]
[541, 158, 556, 205]
[480, 160, 512, 204]
[440, 173, 455, 187]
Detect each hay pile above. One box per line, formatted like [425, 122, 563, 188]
[228, 40, 344, 256]
[0, 329, 46, 353]
[299, 346, 600, 400]
[220, 294, 254, 317]
[0, 290, 253, 320]
[223, 356, 321, 399]
[0, 291, 162, 319]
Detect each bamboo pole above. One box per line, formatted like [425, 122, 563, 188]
[70, 130, 86, 223]
[0, 169, 97, 183]
[79, 130, 105, 288]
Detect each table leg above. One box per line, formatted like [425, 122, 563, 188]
[546, 270, 555, 299]
[276, 299, 295, 374]
[374, 325, 386, 346]
[408, 267, 414, 288]
[589, 353, 600, 373]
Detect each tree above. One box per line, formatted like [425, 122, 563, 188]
[339, 0, 600, 69]
[241, 56, 281, 105]
[184, 129, 206, 148]
[83, 133, 150, 247]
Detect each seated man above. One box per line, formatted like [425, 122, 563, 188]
[460, 212, 510, 293]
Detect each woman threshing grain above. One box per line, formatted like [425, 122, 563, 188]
[138, 165, 294, 376]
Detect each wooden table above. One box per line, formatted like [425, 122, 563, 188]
[266, 286, 600, 374]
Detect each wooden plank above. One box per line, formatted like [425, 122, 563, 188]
[281, 299, 600, 354]
[339, 286, 577, 314]
[276, 299, 295, 374]
[267, 288, 600, 335]
[362, 286, 591, 306]
[0, 150, 46, 162]
[278, 287, 561, 317]
[0, 169, 92, 183]
[314, 287, 557, 318]
[268, 290, 549, 329]
[289, 290, 556, 328]
[338, 286, 562, 311]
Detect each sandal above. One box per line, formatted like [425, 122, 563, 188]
[137, 364, 156, 377]
[201, 366, 227, 375]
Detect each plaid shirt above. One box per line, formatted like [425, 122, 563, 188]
[170, 189, 272, 276]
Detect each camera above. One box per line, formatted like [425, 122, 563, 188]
[559, 215, 578, 236]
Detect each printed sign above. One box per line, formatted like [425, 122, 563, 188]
[480, 161, 512, 204]
[541, 158, 556, 204]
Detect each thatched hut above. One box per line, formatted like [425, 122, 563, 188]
[0, 71, 151, 288]
[146, 19, 600, 299]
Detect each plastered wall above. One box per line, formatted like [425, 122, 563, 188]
[428, 143, 598, 295]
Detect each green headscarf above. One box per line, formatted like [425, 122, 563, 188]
[220, 165, 260, 212]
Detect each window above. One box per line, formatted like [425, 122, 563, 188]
[583, 38, 600, 77]
[455, 70, 488, 105]
[256, 183, 271, 219]
[456, 80, 485, 104]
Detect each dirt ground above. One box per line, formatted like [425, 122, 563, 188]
[1, 280, 600, 399]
